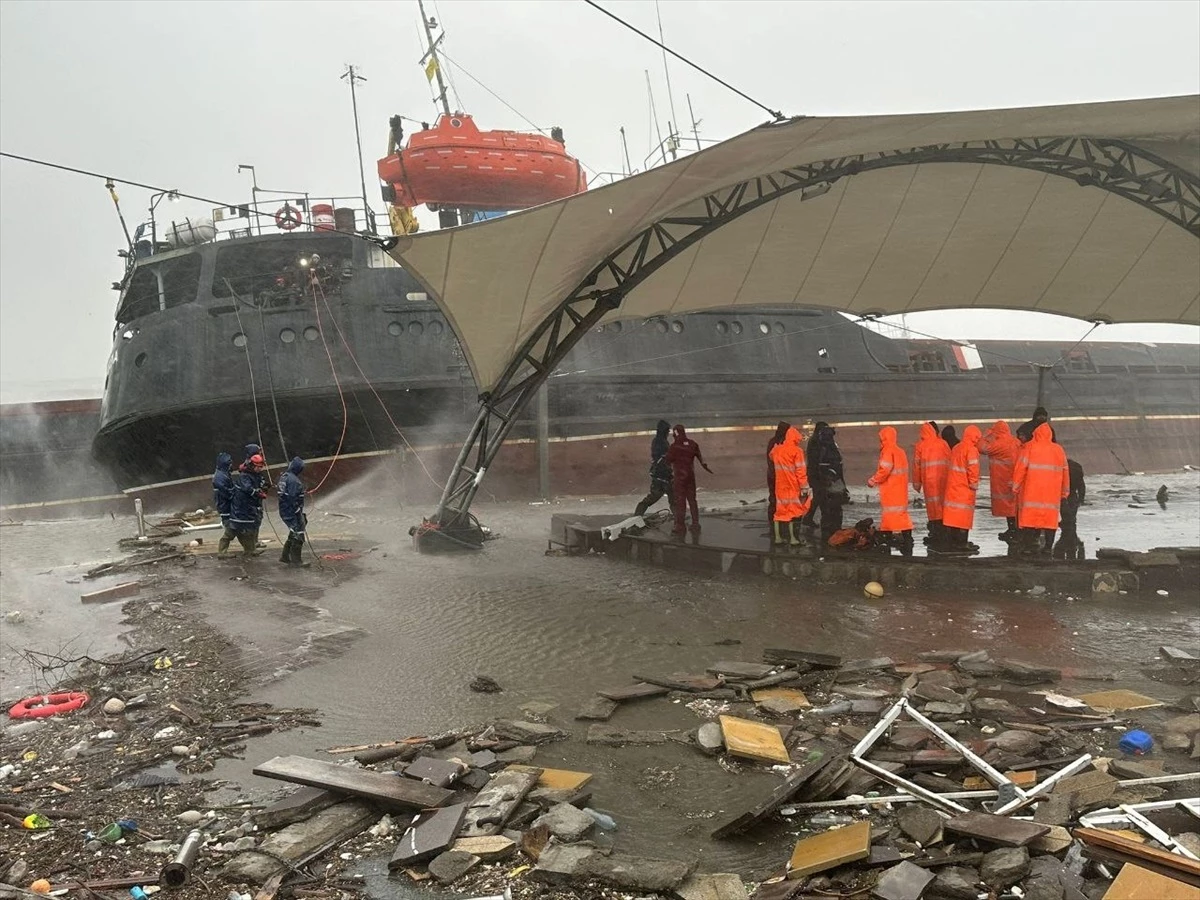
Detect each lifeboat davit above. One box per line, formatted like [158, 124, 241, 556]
[377, 113, 587, 211]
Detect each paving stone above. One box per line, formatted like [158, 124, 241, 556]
[575, 696, 619, 721]
[996, 659, 1061, 685]
[697, 722, 725, 754]
[1024, 856, 1065, 900]
[914, 683, 967, 704]
[897, 805, 944, 846]
[931, 866, 981, 900]
[493, 720, 566, 744]
[1162, 732, 1191, 751]
[759, 696, 809, 717]
[889, 724, 931, 750]
[980, 847, 1030, 888]
[531, 843, 598, 882]
[495, 745, 537, 764]
[534, 802, 594, 842]
[1164, 713, 1200, 735]
[450, 835, 516, 861]
[1032, 795, 1072, 826]
[674, 872, 749, 900]
[1106, 759, 1164, 779]
[871, 860, 935, 900]
[1029, 825, 1072, 855]
[924, 701, 969, 717]
[972, 697, 1023, 719]
[426, 850, 479, 885]
[586, 725, 668, 746]
[519, 700, 559, 719]
[851, 699, 886, 715]
[987, 730, 1045, 756]
[1051, 769, 1117, 812]
[708, 661, 776, 679]
[579, 851, 693, 891]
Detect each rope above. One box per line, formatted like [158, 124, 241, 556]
[1049, 321, 1101, 370]
[308, 278, 349, 494]
[256, 304, 289, 460]
[1050, 372, 1134, 475]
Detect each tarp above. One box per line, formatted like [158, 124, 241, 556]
[389, 96, 1200, 391]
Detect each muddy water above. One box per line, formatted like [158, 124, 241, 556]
[2, 470, 1198, 890]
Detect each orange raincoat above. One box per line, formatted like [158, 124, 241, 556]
[868, 426, 913, 532]
[912, 422, 951, 521]
[942, 425, 982, 530]
[769, 426, 811, 522]
[980, 420, 1021, 517]
[1012, 422, 1070, 529]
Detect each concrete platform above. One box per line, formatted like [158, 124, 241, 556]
[551, 505, 1200, 597]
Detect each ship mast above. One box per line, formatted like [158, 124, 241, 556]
[418, 0, 453, 119]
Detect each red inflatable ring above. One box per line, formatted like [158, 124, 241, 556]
[8, 691, 89, 720]
[274, 204, 303, 231]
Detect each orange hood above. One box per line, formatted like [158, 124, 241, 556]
[879, 426, 898, 448]
[988, 420, 1012, 439]
[919, 422, 937, 442]
[785, 426, 803, 448]
[1033, 422, 1054, 443]
[962, 424, 982, 446]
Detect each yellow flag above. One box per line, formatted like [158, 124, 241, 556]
[424, 56, 439, 82]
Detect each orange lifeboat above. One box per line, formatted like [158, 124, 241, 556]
[377, 113, 587, 212]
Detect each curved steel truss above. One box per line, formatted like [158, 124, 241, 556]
[426, 135, 1199, 535]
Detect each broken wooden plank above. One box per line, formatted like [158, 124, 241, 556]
[388, 803, 468, 868]
[508, 765, 592, 792]
[597, 682, 670, 702]
[459, 768, 540, 839]
[944, 811, 1049, 847]
[80, 581, 141, 604]
[712, 754, 833, 839]
[1075, 828, 1200, 886]
[1102, 863, 1200, 900]
[252, 755, 452, 811]
[707, 661, 776, 680]
[719, 715, 790, 764]
[224, 800, 376, 882]
[632, 672, 724, 692]
[254, 786, 338, 830]
[253, 873, 285, 900]
[787, 821, 871, 879]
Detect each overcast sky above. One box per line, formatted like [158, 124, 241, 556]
[1, 0, 1197, 401]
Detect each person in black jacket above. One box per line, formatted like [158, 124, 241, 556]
[1017, 407, 1058, 444]
[941, 424, 960, 449]
[212, 452, 234, 542]
[634, 420, 676, 519]
[810, 423, 848, 544]
[224, 454, 267, 557]
[1053, 458, 1086, 559]
[801, 422, 829, 531]
[277, 457, 308, 566]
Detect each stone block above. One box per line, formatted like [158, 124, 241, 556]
[980, 847, 1030, 888]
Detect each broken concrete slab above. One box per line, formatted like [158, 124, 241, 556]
[931, 866, 981, 900]
[531, 842, 598, 883]
[597, 682, 670, 702]
[635, 672, 725, 692]
[1030, 825, 1073, 855]
[459, 768, 540, 838]
[712, 755, 835, 839]
[897, 805, 944, 846]
[973, 697, 1024, 719]
[254, 786, 337, 830]
[674, 872, 749, 900]
[871, 860, 935, 900]
[427, 849, 479, 885]
[987, 729, 1046, 756]
[944, 811, 1049, 847]
[493, 720, 567, 744]
[1033, 795, 1073, 826]
[840, 657, 895, 673]
[996, 659, 1062, 685]
[534, 802, 594, 842]
[578, 851, 693, 892]
[758, 696, 810, 717]
[720, 715, 790, 764]
[1052, 769, 1118, 812]
[575, 695, 619, 721]
[495, 745, 537, 764]
[252, 755, 452, 812]
[707, 661, 776, 680]
[586, 724, 668, 746]
[403, 756, 466, 788]
[225, 800, 376, 882]
[980, 847, 1031, 888]
[1164, 713, 1200, 735]
[752, 687, 811, 707]
[763, 648, 841, 669]
[787, 821, 871, 879]
[388, 802, 469, 868]
[450, 835, 515, 861]
[923, 701, 969, 717]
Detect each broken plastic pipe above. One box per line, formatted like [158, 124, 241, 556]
[160, 828, 203, 888]
[850, 755, 970, 814]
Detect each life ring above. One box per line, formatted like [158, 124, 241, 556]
[8, 691, 89, 720]
[274, 205, 303, 231]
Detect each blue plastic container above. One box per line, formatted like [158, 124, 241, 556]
[1118, 729, 1154, 755]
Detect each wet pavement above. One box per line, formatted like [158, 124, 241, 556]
[1, 468, 1198, 895]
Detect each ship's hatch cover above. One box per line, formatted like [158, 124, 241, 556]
[389, 95, 1200, 391]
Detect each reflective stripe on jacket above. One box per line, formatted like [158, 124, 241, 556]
[942, 425, 982, 530]
[1012, 422, 1070, 529]
[871, 426, 913, 532]
[980, 420, 1021, 518]
[770, 426, 811, 522]
[912, 422, 951, 521]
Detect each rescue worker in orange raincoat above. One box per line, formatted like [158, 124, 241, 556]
[866, 426, 914, 557]
[911, 422, 951, 550]
[980, 420, 1021, 544]
[665, 424, 712, 534]
[942, 424, 982, 553]
[769, 425, 811, 546]
[1011, 422, 1069, 556]
[766, 422, 790, 524]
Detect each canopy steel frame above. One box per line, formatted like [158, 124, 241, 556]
[425, 134, 1200, 535]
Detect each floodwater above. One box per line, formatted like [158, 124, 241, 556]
[1, 469, 1198, 892]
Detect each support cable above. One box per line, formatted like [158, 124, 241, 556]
[581, 0, 784, 120]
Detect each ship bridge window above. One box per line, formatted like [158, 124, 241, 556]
[909, 350, 949, 373]
[161, 254, 202, 310]
[1062, 350, 1095, 373]
[212, 238, 354, 304]
[116, 270, 159, 322]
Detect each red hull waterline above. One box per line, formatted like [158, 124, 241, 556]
[3, 414, 1196, 523]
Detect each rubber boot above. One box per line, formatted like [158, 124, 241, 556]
[289, 538, 305, 567]
[788, 521, 801, 546]
[280, 534, 293, 564]
[217, 534, 231, 555]
[772, 521, 786, 545]
[899, 530, 914, 558]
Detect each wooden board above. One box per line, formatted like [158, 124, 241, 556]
[1078, 690, 1164, 711]
[254, 786, 337, 829]
[224, 800, 377, 882]
[80, 581, 141, 604]
[1103, 864, 1200, 900]
[720, 715, 790, 764]
[963, 770, 1037, 790]
[751, 687, 811, 707]
[787, 821, 871, 879]
[944, 811, 1049, 847]
[507, 765, 592, 792]
[1076, 828, 1200, 884]
[712, 754, 833, 839]
[459, 768, 540, 839]
[252, 755, 452, 811]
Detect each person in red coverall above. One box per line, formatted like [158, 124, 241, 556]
[665, 424, 712, 534]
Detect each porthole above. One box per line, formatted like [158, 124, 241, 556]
[716, 321, 729, 334]
[609, 321, 623, 334]
[731, 321, 743, 335]
[388, 321, 403, 336]
[303, 326, 319, 341]
[280, 328, 296, 343]
[774, 322, 785, 334]
[409, 321, 424, 336]
[429, 321, 443, 335]
[758, 323, 770, 334]
[655, 320, 668, 334]
[232, 333, 247, 348]
[134, 352, 147, 368]
[671, 320, 684, 334]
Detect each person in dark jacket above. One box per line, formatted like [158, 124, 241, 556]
[224, 454, 266, 556]
[941, 424, 960, 449]
[1017, 407, 1058, 444]
[1053, 458, 1086, 560]
[801, 422, 829, 530]
[213, 453, 234, 553]
[277, 457, 308, 566]
[810, 424, 848, 544]
[634, 420, 676, 519]
[665, 424, 712, 534]
[766, 421, 790, 524]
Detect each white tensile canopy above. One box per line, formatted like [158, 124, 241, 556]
[389, 96, 1200, 392]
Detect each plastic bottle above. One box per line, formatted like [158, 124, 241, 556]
[582, 808, 617, 831]
[130, 888, 150, 900]
[807, 813, 855, 827]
